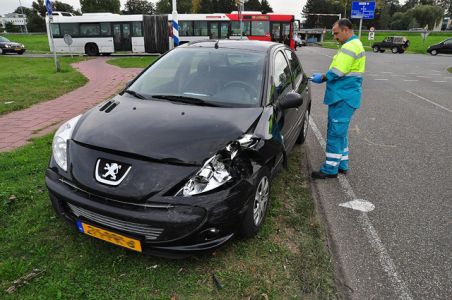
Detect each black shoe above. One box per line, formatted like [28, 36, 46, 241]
[338, 169, 348, 175]
[311, 171, 338, 179]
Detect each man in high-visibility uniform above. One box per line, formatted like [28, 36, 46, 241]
[310, 19, 366, 179]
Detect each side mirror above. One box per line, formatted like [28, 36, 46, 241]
[279, 92, 303, 110]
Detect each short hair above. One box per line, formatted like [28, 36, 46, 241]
[334, 18, 353, 30]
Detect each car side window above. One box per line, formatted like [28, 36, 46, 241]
[444, 39, 452, 45]
[284, 49, 303, 85]
[272, 50, 292, 101]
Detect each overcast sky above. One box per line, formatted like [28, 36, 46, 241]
[0, 0, 308, 18]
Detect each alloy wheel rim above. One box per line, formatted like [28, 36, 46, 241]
[253, 176, 269, 226]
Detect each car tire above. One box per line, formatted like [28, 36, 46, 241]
[296, 108, 310, 144]
[239, 166, 271, 238]
[379, 50, 385, 53]
[430, 49, 438, 56]
[392, 47, 399, 54]
[18, 50, 25, 55]
[0, 48, 3, 54]
[398, 49, 405, 54]
[85, 43, 99, 56]
[372, 46, 380, 53]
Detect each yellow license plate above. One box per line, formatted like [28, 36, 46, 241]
[76, 220, 142, 252]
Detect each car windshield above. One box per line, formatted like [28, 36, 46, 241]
[0, 36, 11, 42]
[128, 47, 266, 107]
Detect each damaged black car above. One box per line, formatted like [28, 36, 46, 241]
[45, 40, 311, 256]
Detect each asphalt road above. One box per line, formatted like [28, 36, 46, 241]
[297, 46, 451, 299]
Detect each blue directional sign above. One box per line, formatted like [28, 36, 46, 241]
[351, 1, 376, 19]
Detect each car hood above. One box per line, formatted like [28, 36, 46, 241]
[72, 95, 263, 164]
[0, 42, 22, 47]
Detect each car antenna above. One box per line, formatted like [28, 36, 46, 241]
[214, 40, 219, 49]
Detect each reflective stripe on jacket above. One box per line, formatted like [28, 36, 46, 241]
[324, 35, 366, 108]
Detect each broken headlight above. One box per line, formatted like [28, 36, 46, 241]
[178, 134, 258, 197]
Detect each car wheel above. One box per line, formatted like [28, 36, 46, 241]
[18, 50, 25, 55]
[296, 108, 310, 144]
[239, 167, 271, 238]
[372, 46, 379, 53]
[398, 49, 405, 54]
[85, 43, 99, 56]
[392, 47, 399, 54]
[430, 49, 438, 56]
[0, 48, 3, 54]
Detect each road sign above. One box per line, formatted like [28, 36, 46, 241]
[368, 32, 375, 40]
[351, 1, 376, 20]
[370, 26, 375, 32]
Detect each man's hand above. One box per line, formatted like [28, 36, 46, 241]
[310, 73, 324, 84]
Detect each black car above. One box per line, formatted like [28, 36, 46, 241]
[427, 38, 452, 55]
[45, 40, 311, 256]
[372, 36, 410, 54]
[0, 36, 26, 55]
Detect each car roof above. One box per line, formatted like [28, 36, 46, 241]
[183, 40, 282, 52]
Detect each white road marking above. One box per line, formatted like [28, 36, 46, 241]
[390, 74, 405, 77]
[416, 76, 431, 78]
[406, 90, 452, 113]
[432, 81, 447, 83]
[431, 70, 441, 73]
[339, 199, 375, 212]
[375, 79, 389, 81]
[381, 71, 393, 74]
[403, 80, 418, 82]
[309, 118, 413, 300]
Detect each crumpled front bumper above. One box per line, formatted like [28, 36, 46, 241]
[45, 167, 254, 256]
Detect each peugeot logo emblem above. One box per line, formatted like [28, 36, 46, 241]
[95, 159, 131, 186]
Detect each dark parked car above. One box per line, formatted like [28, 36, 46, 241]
[45, 40, 311, 256]
[427, 38, 452, 55]
[372, 36, 410, 54]
[0, 36, 26, 55]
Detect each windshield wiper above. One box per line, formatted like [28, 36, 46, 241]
[123, 89, 148, 100]
[151, 95, 221, 107]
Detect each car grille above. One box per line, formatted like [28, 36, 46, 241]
[67, 203, 164, 241]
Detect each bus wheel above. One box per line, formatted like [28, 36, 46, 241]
[85, 43, 99, 56]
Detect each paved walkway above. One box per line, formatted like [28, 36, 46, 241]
[0, 57, 142, 152]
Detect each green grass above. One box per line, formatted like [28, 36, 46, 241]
[107, 56, 159, 68]
[321, 31, 452, 54]
[448, 67, 452, 73]
[2, 34, 49, 53]
[0, 136, 337, 299]
[0, 57, 88, 115]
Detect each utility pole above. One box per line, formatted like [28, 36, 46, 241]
[18, 0, 28, 33]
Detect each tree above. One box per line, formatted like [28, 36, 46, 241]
[156, 0, 171, 13]
[245, 0, 261, 11]
[191, 0, 201, 13]
[411, 5, 444, 29]
[261, 0, 273, 14]
[214, 0, 236, 13]
[124, 0, 155, 14]
[302, 0, 342, 28]
[14, 6, 34, 18]
[27, 14, 46, 32]
[54, 1, 78, 14]
[5, 22, 21, 33]
[32, 0, 47, 17]
[198, 0, 213, 13]
[80, 0, 121, 14]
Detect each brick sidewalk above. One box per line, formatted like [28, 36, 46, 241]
[0, 57, 142, 152]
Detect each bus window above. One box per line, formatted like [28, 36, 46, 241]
[80, 23, 100, 36]
[101, 23, 111, 36]
[132, 22, 143, 37]
[60, 23, 79, 37]
[251, 21, 269, 36]
[231, 21, 250, 36]
[193, 21, 208, 36]
[51, 23, 61, 37]
[179, 21, 193, 36]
